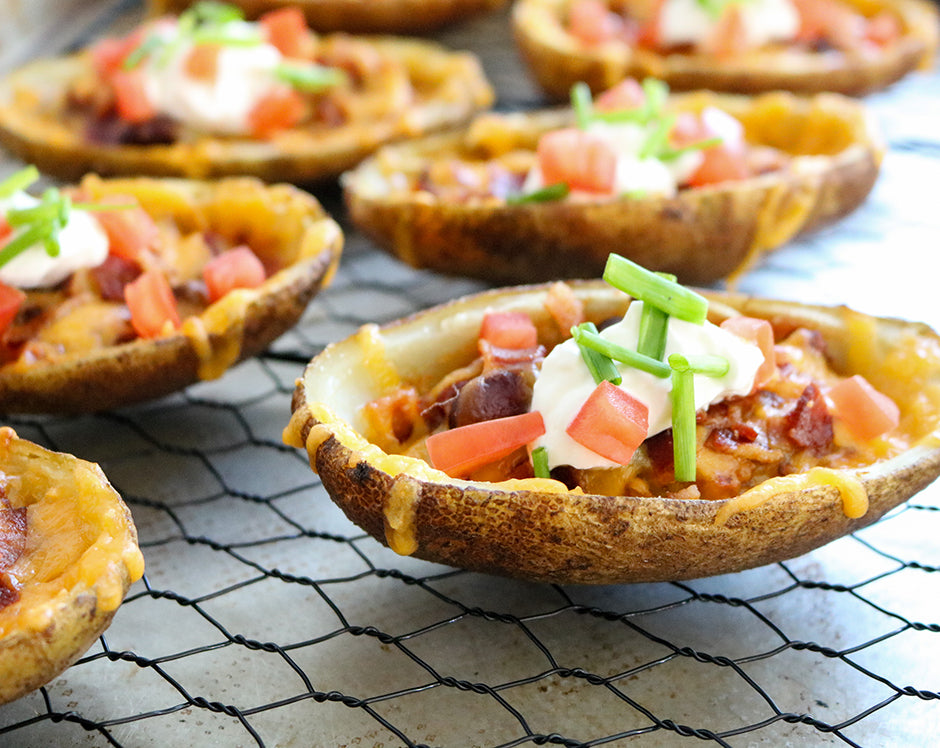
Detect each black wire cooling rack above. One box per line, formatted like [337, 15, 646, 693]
[2, 3, 940, 746]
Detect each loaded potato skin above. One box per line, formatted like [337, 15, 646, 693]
[0, 427, 143, 705]
[287, 274, 940, 585]
[512, 0, 938, 99]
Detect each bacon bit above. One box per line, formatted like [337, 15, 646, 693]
[0, 497, 26, 610]
[785, 382, 834, 452]
[544, 282, 584, 336]
[92, 254, 143, 301]
[479, 339, 545, 372]
[362, 387, 424, 452]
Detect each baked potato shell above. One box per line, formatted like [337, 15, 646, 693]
[0, 426, 144, 705]
[0, 175, 343, 414]
[286, 281, 940, 585]
[149, 0, 509, 33]
[512, 0, 939, 99]
[344, 90, 882, 286]
[0, 38, 493, 183]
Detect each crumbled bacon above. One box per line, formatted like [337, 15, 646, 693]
[0, 495, 26, 610]
[784, 382, 834, 453]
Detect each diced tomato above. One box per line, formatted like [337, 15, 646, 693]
[247, 87, 306, 138]
[537, 128, 617, 194]
[425, 410, 546, 477]
[720, 316, 776, 387]
[203, 246, 267, 303]
[566, 380, 649, 465]
[828, 375, 900, 441]
[260, 6, 314, 59]
[91, 30, 146, 79]
[865, 11, 901, 47]
[185, 43, 222, 81]
[594, 78, 645, 112]
[0, 218, 12, 245]
[0, 281, 25, 338]
[124, 270, 180, 339]
[568, 0, 623, 45]
[635, 0, 665, 49]
[479, 311, 538, 350]
[94, 196, 160, 261]
[110, 68, 157, 124]
[671, 112, 749, 187]
[703, 6, 749, 59]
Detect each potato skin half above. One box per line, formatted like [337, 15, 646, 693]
[149, 0, 509, 34]
[0, 427, 144, 705]
[512, 0, 939, 99]
[0, 176, 343, 414]
[287, 282, 940, 585]
[0, 38, 493, 183]
[344, 91, 883, 286]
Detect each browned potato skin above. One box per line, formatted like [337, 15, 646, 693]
[288, 282, 940, 585]
[0, 176, 343, 414]
[0, 427, 144, 705]
[344, 91, 882, 286]
[150, 0, 508, 33]
[0, 39, 493, 183]
[512, 0, 939, 99]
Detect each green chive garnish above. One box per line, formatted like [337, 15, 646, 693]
[637, 303, 669, 361]
[572, 324, 670, 378]
[571, 81, 594, 130]
[122, 33, 165, 70]
[0, 166, 39, 199]
[532, 446, 551, 479]
[275, 62, 347, 92]
[572, 322, 622, 385]
[184, 0, 245, 25]
[603, 253, 708, 325]
[506, 183, 570, 205]
[658, 136, 722, 162]
[639, 113, 677, 160]
[668, 355, 697, 482]
[671, 353, 730, 378]
[0, 222, 52, 268]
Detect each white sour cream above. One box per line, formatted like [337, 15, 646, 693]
[530, 301, 763, 470]
[659, 0, 801, 49]
[139, 21, 283, 135]
[0, 193, 109, 289]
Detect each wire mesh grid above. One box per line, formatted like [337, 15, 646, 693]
[2, 2, 940, 746]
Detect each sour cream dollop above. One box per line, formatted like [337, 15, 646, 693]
[137, 21, 284, 135]
[659, 0, 801, 49]
[0, 192, 109, 289]
[530, 301, 764, 470]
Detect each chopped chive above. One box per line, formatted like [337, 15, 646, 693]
[590, 108, 648, 125]
[0, 223, 52, 268]
[668, 355, 697, 482]
[184, 0, 245, 25]
[669, 353, 729, 378]
[122, 33, 164, 70]
[275, 62, 347, 92]
[0, 166, 39, 199]
[641, 77, 669, 118]
[570, 82, 594, 130]
[531, 446, 551, 479]
[639, 113, 676, 160]
[505, 183, 570, 205]
[572, 324, 671, 378]
[6, 202, 58, 227]
[603, 253, 708, 325]
[658, 136, 722, 161]
[637, 303, 669, 361]
[620, 188, 648, 200]
[572, 323, 622, 385]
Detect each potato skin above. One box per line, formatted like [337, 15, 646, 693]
[288, 282, 940, 585]
[0, 176, 343, 414]
[512, 0, 939, 99]
[0, 427, 144, 705]
[149, 0, 508, 33]
[344, 92, 883, 286]
[0, 39, 493, 183]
